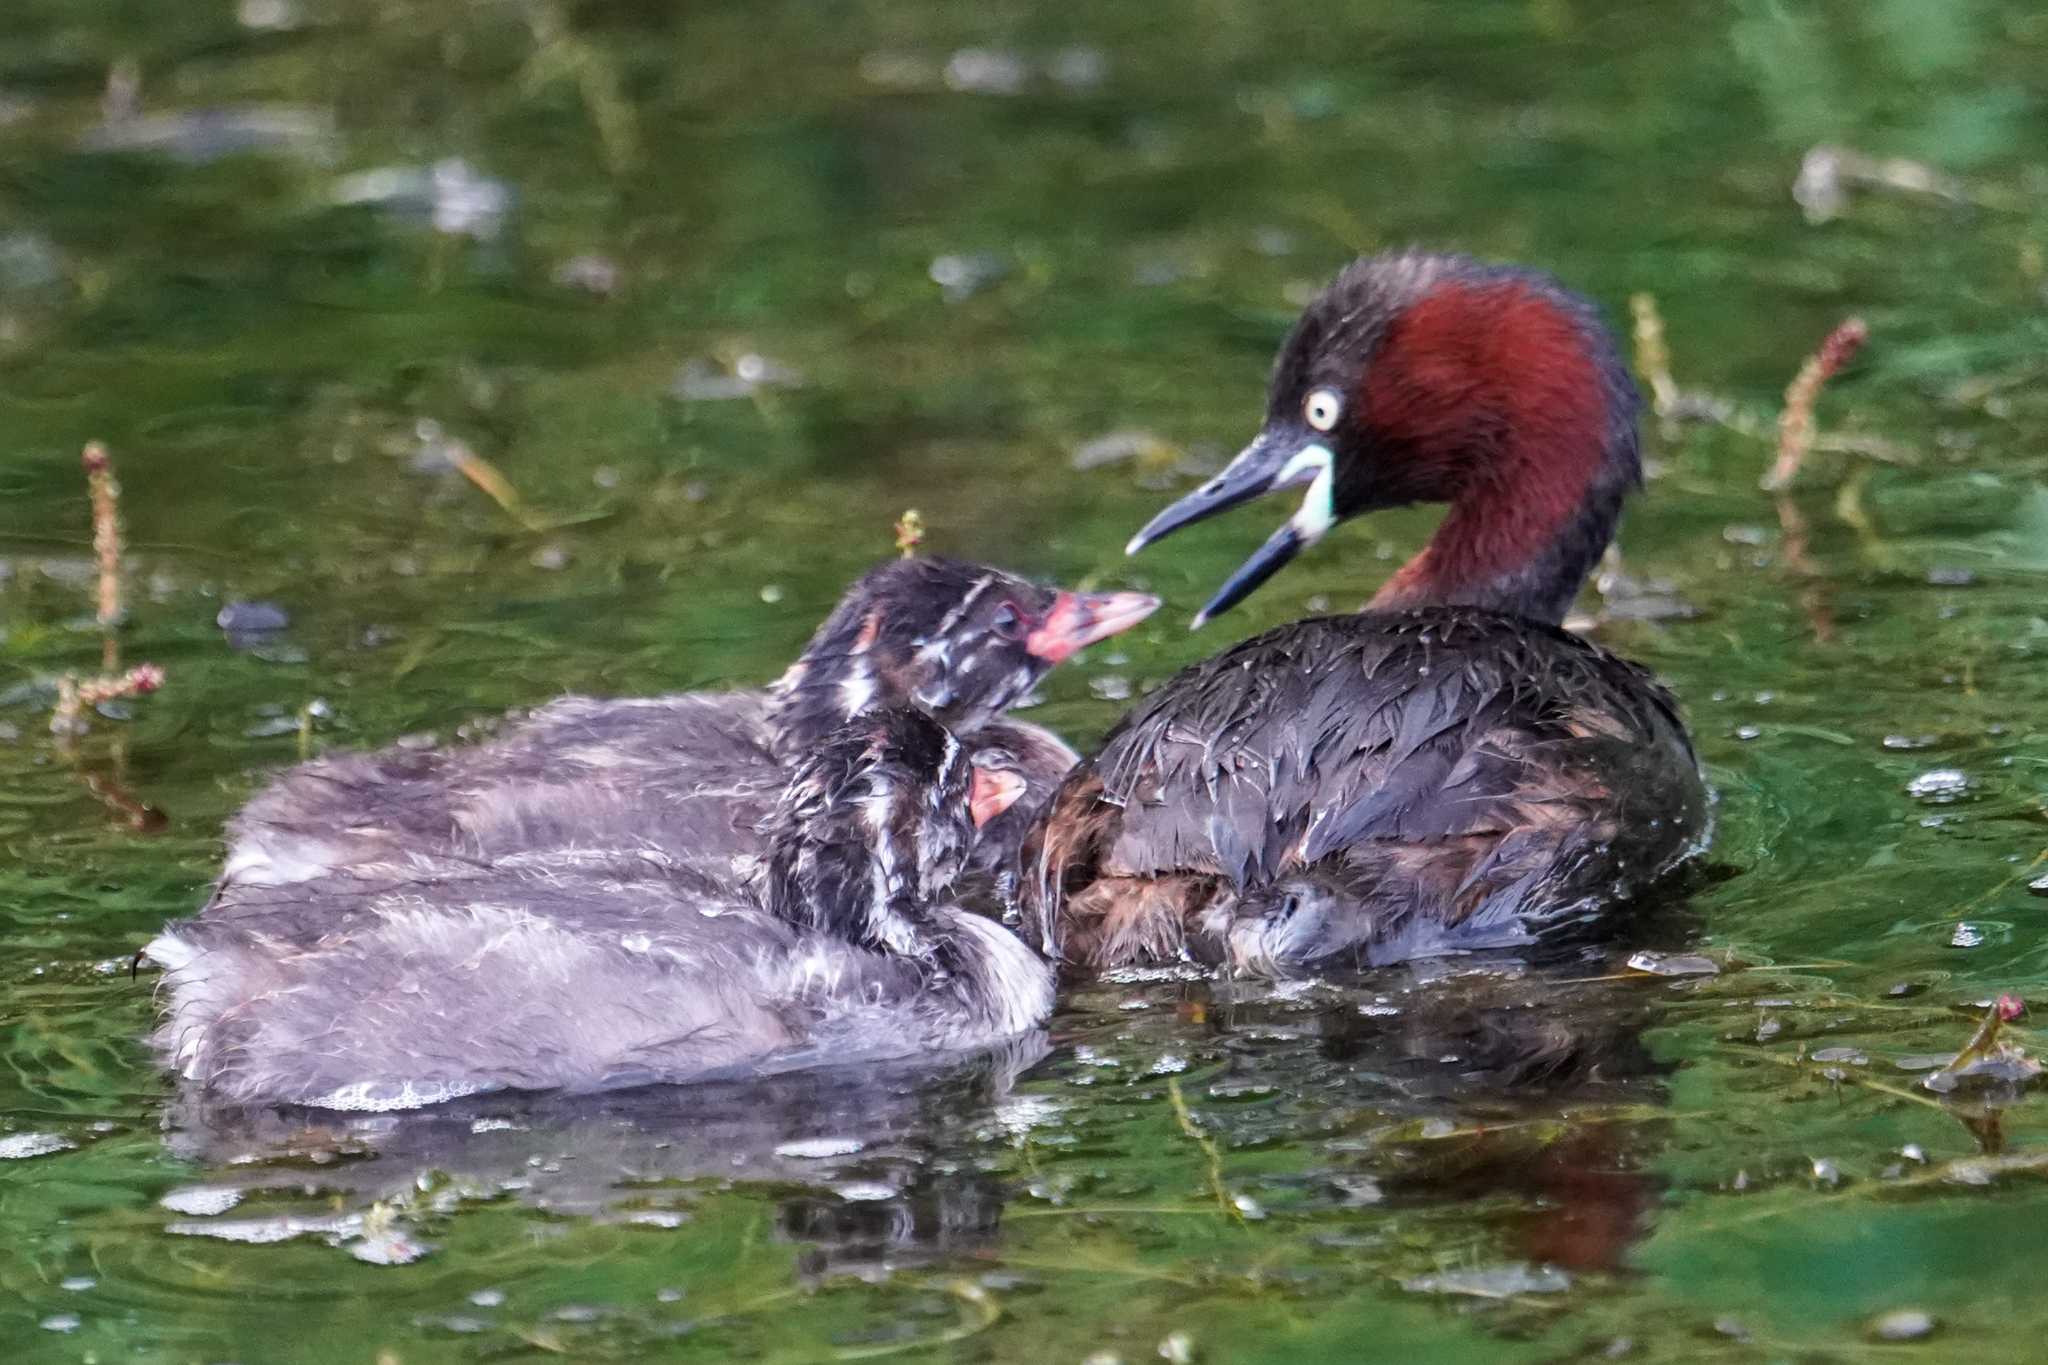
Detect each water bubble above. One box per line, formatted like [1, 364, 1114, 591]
[0, 1133, 74, 1160]
[1402, 1263, 1571, 1298]
[928, 251, 1010, 301]
[1950, 922, 1986, 948]
[944, 49, 1029, 96]
[1871, 1309, 1935, 1341]
[774, 1137, 865, 1159]
[1906, 769, 1970, 802]
[39, 1314, 80, 1333]
[469, 1288, 505, 1308]
[159, 1185, 244, 1216]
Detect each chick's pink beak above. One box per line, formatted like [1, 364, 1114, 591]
[1023, 589, 1161, 664]
[969, 767, 1028, 828]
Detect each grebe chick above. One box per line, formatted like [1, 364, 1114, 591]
[221, 557, 1155, 891]
[148, 710, 1051, 1110]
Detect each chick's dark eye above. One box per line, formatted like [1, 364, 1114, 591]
[990, 603, 1025, 640]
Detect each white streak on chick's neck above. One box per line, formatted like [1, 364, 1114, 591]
[857, 777, 918, 955]
[836, 657, 876, 719]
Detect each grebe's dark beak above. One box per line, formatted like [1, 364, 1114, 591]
[1023, 589, 1161, 664]
[1124, 430, 1337, 628]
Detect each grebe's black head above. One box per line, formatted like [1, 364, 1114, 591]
[761, 708, 1026, 957]
[772, 557, 1157, 749]
[1126, 251, 1640, 628]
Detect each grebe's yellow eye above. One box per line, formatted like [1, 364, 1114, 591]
[1303, 387, 1342, 433]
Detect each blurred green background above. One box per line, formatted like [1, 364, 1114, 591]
[4, 1, 2048, 1360]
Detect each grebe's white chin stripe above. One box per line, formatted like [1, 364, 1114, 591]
[1275, 442, 1335, 546]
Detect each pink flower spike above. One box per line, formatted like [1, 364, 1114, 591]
[1997, 994, 2026, 1022]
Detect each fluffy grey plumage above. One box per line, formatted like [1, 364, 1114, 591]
[218, 557, 1142, 895]
[150, 711, 1053, 1110]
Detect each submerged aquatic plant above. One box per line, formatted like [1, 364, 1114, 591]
[1766, 316, 1870, 492]
[50, 441, 165, 740]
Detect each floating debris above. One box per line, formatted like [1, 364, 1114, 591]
[217, 600, 290, 635]
[165, 1212, 358, 1244]
[1400, 1263, 1571, 1299]
[0, 1132, 75, 1160]
[1950, 922, 1986, 949]
[237, 0, 304, 31]
[943, 49, 1029, 96]
[0, 231, 66, 299]
[1923, 993, 2037, 1092]
[772, 1137, 864, 1159]
[81, 104, 338, 165]
[670, 352, 804, 401]
[551, 253, 622, 295]
[1794, 145, 1969, 225]
[833, 1182, 898, 1202]
[1906, 769, 1970, 803]
[1090, 675, 1132, 702]
[929, 252, 1009, 302]
[332, 159, 514, 240]
[1869, 1309, 1935, 1342]
[1626, 950, 1719, 977]
[1072, 430, 1176, 471]
[159, 1185, 244, 1216]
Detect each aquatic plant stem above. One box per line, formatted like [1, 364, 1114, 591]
[1765, 317, 1868, 491]
[1167, 1076, 1246, 1226]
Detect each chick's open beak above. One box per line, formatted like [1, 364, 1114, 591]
[1124, 430, 1338, 628]
[1023, 589, 1161, 664]
[968, 767, 1027, 828]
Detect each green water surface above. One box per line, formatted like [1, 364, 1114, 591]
[5, 1, 2048, 1360]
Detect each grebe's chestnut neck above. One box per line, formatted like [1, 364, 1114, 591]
[1127, 251, 1640, 627]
